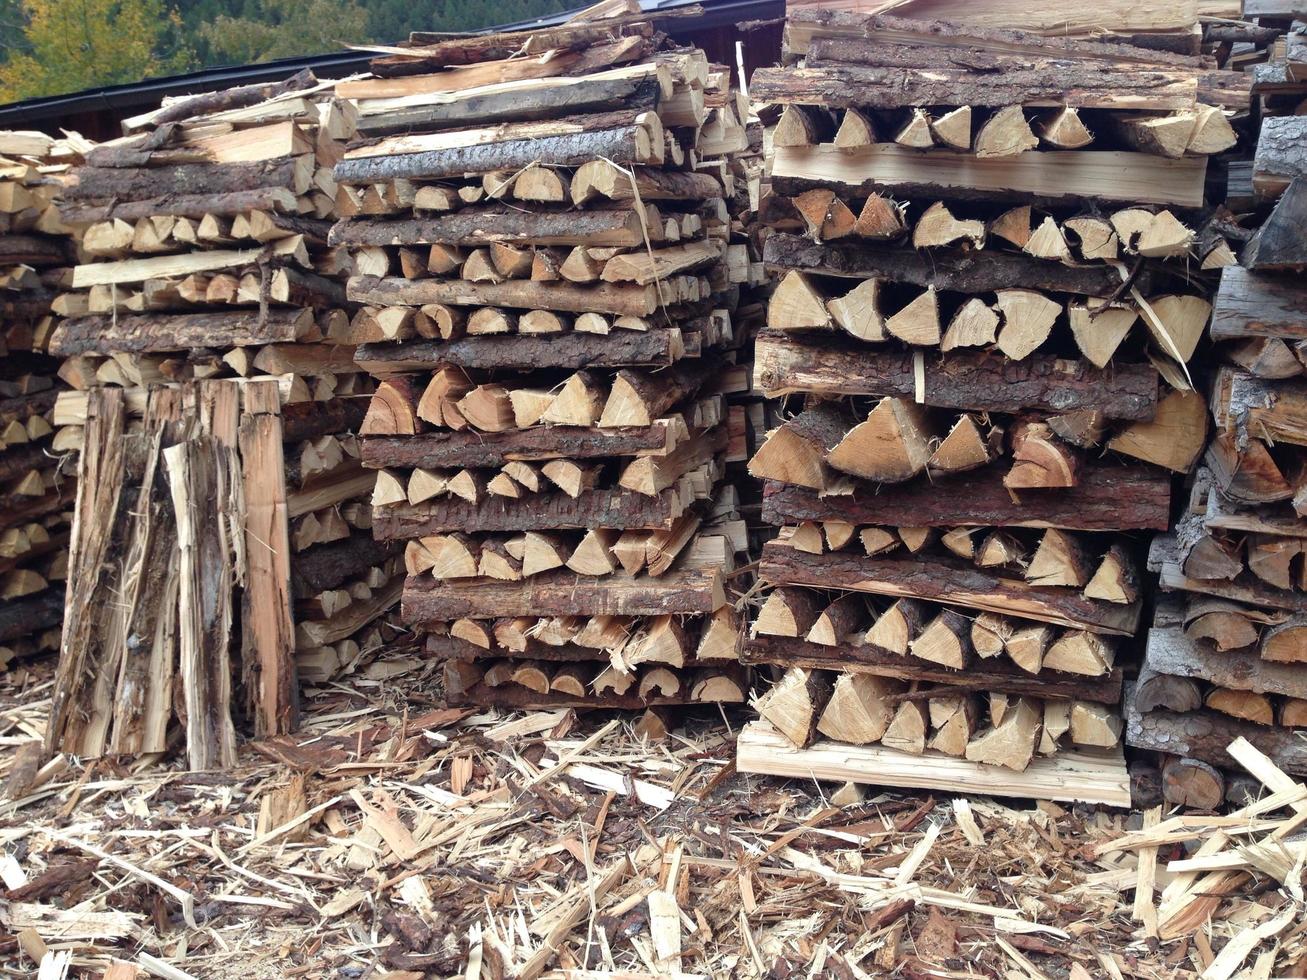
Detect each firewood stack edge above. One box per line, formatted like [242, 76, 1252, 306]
[334, 0, 758, 718]
[1127, 6, 1307, 810]
[41, 76, 404, 770]
[734, 6, 1249, 806]
[0, 131, 82, 670]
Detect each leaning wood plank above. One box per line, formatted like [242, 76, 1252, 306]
[1211, 266, 1307, 341]
[736, 720, 1131, 806]
[373, 487, 686, 538]
[770, 145, 1206, 208]
[761, 465, 1171, 532]
[1124, 686, 1307, 776]
[744, 635, 1123, 703]
[1157, 561, 1307, 612]
[354, 330, 686, 375]
[750, 63, 1197, 111]
[328, 208, 648, 248]
[361, 423, 684, 468]
[49, 310, 313, 357]
[71, 248, 267, 289]
[762, 542, 1142, 634]
[1146, 627, 1307, 700]
[238, 384, 297, 738]
[348, 275, 661, 317]
[763, 233, 1139, 296]
[753, 330, 1158, 418]
[403, 565, 725, 619]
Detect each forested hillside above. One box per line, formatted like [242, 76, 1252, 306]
[0, 0, 578, 103]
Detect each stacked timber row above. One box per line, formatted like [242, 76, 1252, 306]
[0, 132, 82, 669]
[1127, 12, 1307, 807]
[42, 74, 402, 770]
[333, 1, 755, 714]
[733, 9, 1249, 806]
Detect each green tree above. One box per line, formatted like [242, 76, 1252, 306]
[197, 0, 368, 65]
[0, 0, 192, 102]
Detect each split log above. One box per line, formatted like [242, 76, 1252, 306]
[1162, 757, 1224, 810]
[755, 668, 831, 748]
[330, 207, 650, 248]
[49, 309, 314, 356]
[1125, 693, 1307, 776]
[817, 673, 903, 744]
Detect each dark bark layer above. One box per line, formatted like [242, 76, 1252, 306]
[1145, 627, 1307, 700]
[60, 186, 298, 225]
[1212, 266, 1307, 340]
[66, 157, 304, 204]
[291, 532, 398, 597]
[49, 309, 310, 356]
[329, 207, 646, 248]
[355, 329, 689, 375]
[361, 424, 679, 468]
[0, 587, 64, 642]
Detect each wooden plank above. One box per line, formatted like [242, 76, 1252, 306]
[328, 208, 648, 248]
[1145, 627, 1307, 700]
[49, 309, 313, 356]
[761, 465, 1172, 532]
[744, 635, 1124, 703]
[761, 541, 1143, 635]
[736, 720, 1131, 807]
[1211, 266, 1307, 341]
[1157, 560, 1307, 612]
[71, 247, 266, 289]
[347, 275, 662, 318]
[770, 145, 1207, 207]
[753, 330, 1158, 418]
[373, 487, 686, 538]
[361, 422, 684, 469]
[354, 330, 687, 376]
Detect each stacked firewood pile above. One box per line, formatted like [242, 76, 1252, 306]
[1128, 7, 1307, 808]
[41, 74, 404, 769]
[0, 132, 82, 669]
[334, 0, 756, 716]
[734, 9, 1248, 805]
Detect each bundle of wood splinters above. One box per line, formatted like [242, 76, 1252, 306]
[336, 0, 756, 716]
[1126, 8, 1307, 809]
[41, 75, 404, 770]
[0, 131, 82, 670]
[734, 7, 1249, 805]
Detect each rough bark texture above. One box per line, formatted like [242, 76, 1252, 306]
[1145, 627, 1307, 699]
[0, 589, 64, 643]
[348, 275, 659, 318]
[281, 399, 369, 444]
[60, 187, 298, 225]
[762, 464, 1172, 531]
[1212, 266, 1307, 341]
[763, 233, 1156, 297]
[66, 157, 304, 203]
[355, 330, 688, 375]
[146, 68, 317, 126]
[0, 234, 68, 267]
[744, 635, 1123, 703]
[1253, 116, 1307, 199]
[329, 208, 646, 248]
[361, 425, 678, 468]
[753, 330, 1158, 418]
[373, 487, 686, 538]
[291, 532, 398, 597]
[1242, 177, 1307, 271]
[762, 542, 1141, 634]
[49, 309, 309, 356]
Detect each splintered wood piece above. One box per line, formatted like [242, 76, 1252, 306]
[1045, 631, 1115, 675]
[995, 289, 1060, 361]
[462, 248, 505, 283]
[1114, 112, 1196, 159]
[881, 699, 928, 755]
[1026, 529, 1093, 587]
[1162, 757, 1224, 810]
[828, 397, 936, 483]
[600, 365, 704, 428]
[1176, 516, 1243, 582]
[480, 540, 524, 580]
[542, 459, 599, 498]
[1110, 208, 1154, 252]
[697, 606, 740, 661]
[452, 619, 493, 648]
[1226, 337, 1303, 380]
[1034, 107, 1092, 149]
[1006, 624, 1053, 675]
[865, 598, 925, 654]
[909, 608, 971, 668]
[912, 202, 985, 250]
[884, 287, 940, 346]
[894, 108, 934, 149]
[541, 372, 607, 426]
[1262, 618, 1307, 663]
[971, 612, 1012, 659]
[769, 270, 833, 331]
[941, 527, 977, 560]
[1084, 544, 1139, 604]
[567, 528, 620, 577]
[1068, 302, 1137, 369]
[824, 520, 857, 551]
[1206, 431, 1292, 505]
[1065, 216, 1119, 261]
[416, 365, 473, 428]
[807, 594, 867, 646]
[1005, 421, 1079, 489]
[1038, 701, 1071, 755]
[1107, 388, 1207, 474]
[522, 532, 569, 577]
[974, 106, 1037, 158]
[817, 673, 903, 744]
[854, 194, 906, 239]
[835, 108, 878, 149]
[550, 664, 589, 697]
[826, 278, 884, 341]
[637, 666, 681, 699]
[1247, 535, 1302, 590]
[1047, 410, 1107, 448]
[930, 106, 972, 150]
[791, 522, 826, 554]
[371, 470, 407, 508]
[429, 533, 480, 579]
[458, 385, 516, 432]
[520, 310, 567, 335]
[1187, 104, 1236, 156]
[939, 297, 1000, 352]
[594, 665, 634, 697]
[502, 461, 541, 492]
[976, 531, 1027, 570]
[990, 205, 1032, 248]
[755, 587, 823, 638]
[1069, 701, 1123, 747]
[1185, 602, 1259, 652]
[748, 403, 846, 491]
[755, 668, 831, 747]
[775, 104, 821, 147]
[860, 526, 900, 556]
[793, 188, 857, 241]
[929, 697, 978, 757]
[966, 697, 1040, 771]
[447, 469, 487, 503]
[1144, 294, 1210, 364]
[1136, 211, 1194, 259]
[514, 165, 569, 202]
[1024, 217, 1072, 262]
[361, 378, 420, 435]
[896, 526, 935, 553]
[508, 389, 557, 429]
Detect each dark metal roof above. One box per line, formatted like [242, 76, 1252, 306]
[0, 0, 778, 129]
